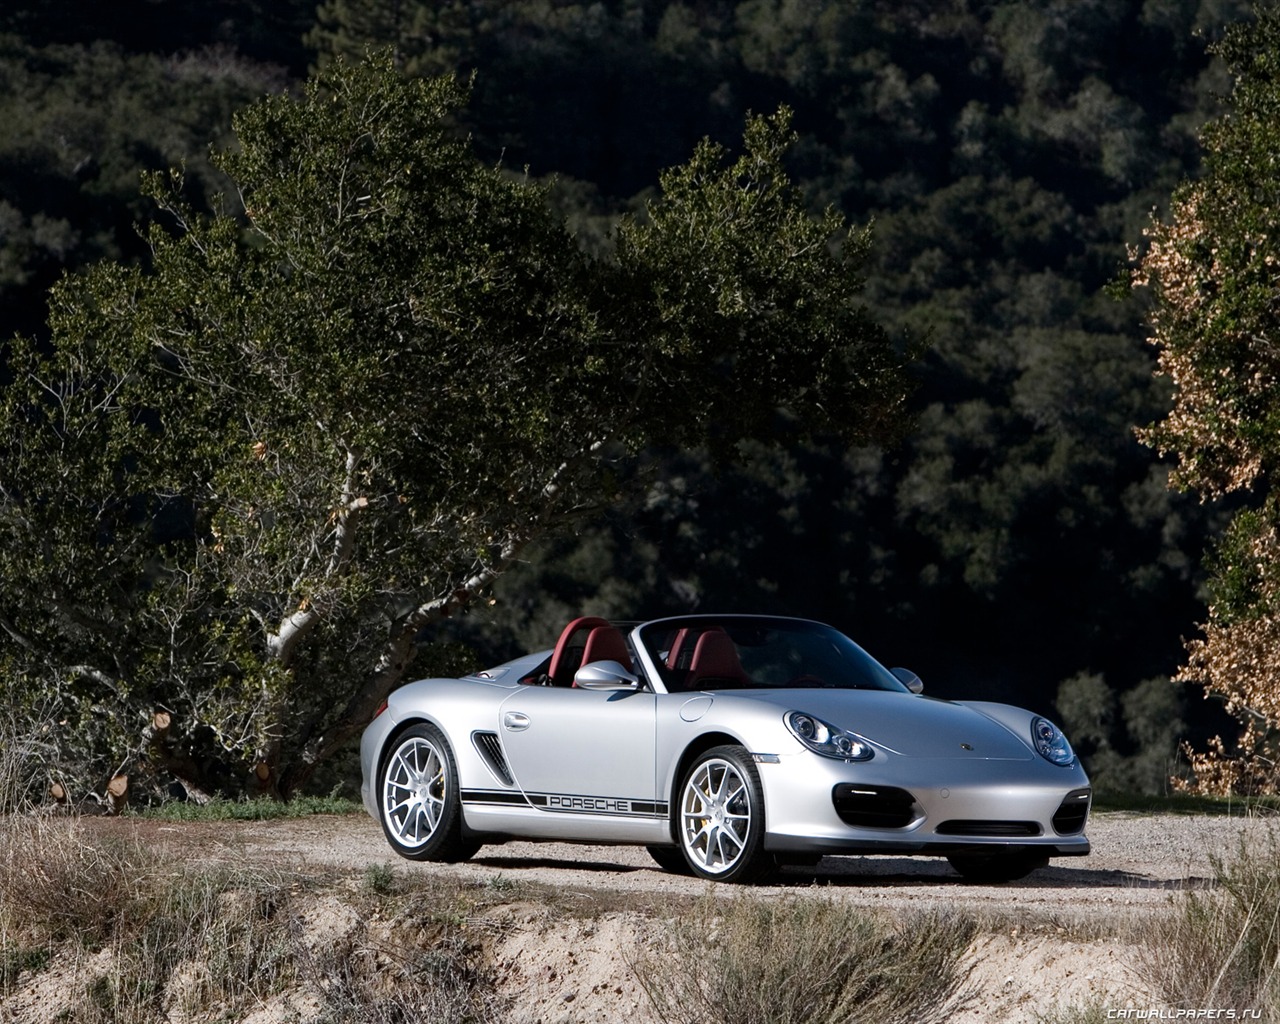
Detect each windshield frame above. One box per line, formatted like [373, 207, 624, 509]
[631, 615, 911, 695]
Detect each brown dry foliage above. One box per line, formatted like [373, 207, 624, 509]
[1134, 12, 1280, 794]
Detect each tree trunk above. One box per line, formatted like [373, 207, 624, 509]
[105, 774, 128, 815]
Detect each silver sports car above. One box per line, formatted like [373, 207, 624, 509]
[360, 615, 1091, 883]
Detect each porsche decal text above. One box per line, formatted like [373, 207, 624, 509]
[546, 795, 630, 812]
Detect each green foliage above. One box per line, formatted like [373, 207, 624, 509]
[1089, 790, 1280, 814]
[614, 108, 909, 454]
[1205, 501, 1280, 626]
[363, 862, 396, 895]
[1056, 672, 1188, 794]
[308, 0, 469, 77]
[1139, 10, 1280, 497]
[0, 945, 50, 990]
[1056, 672, 1118, 757]
[0, 1, 315, 71]
[0, 34, 279, 339]
[0, 52, 902, 798]
[139, 795, 362, 821]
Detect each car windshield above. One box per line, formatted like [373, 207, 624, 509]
[636, 617, 910, 694]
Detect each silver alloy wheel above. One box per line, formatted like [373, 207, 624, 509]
[680, 755, 753, 874]
[382, 734, 447, 848]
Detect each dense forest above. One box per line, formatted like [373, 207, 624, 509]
[0, 0, 1258, 794]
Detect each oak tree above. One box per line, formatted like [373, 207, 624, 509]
[0, 53, 906, 799]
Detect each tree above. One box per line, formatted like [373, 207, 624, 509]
[0, 35, 281, 341]
[0, 52, 907, 800]
[1134, 9, 1280, 794]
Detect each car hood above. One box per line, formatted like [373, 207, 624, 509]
[729, 690, 1035, 760]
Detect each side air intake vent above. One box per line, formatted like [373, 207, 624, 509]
[832, 784, 918, 829]
[472, 731, 514, 786]
[1052, 788, 1092, 835]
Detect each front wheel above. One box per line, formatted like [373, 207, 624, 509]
[378, 724, 478, 862]
[677, 745, 769, 883]
[947, 850, 1048, 883]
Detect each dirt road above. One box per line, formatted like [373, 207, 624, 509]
[121, 808, 1273, 919]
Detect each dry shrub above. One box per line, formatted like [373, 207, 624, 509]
[0, 705, 58, 815]
[0, 713, 508, 1022]
[302, 878, 514, 1024]
[1, 818, 298, 1022]
[633, 892, 976, 1024]
[1, 820, 164, 946]
[304, 932, 507, 1024]
[0, 817, 509, 1022]
[1141, 829, 1280, 1016]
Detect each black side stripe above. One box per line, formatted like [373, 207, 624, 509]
[460, 789, 669, 818]
[461, 789, 529, 806]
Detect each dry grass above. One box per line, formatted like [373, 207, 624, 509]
[0, 821, 513, 1022]
[0, 815, 299, 1021]
[0, 706, 57, 816]
[631, 892, 976, 1024]
[1140, 828, 1280, 1017]
[0, 718, 510, 1023]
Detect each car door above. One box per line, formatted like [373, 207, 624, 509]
[497, 685, 658, 814]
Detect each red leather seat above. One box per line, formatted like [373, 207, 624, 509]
[547, 616, 612, 687]
[580, 625, 633, 671]
[686, 630, 751, 690]
[547, 616, 637, 687]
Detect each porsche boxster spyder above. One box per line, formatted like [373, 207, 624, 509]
[360, 615, 1091, 883]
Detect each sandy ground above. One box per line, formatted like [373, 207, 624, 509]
[8, 810, 1277, 1022]
[147, 807, 1263, 917]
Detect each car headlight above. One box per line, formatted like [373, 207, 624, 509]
[1031, 716, 1075, 766]
[785, 711, 874, 762]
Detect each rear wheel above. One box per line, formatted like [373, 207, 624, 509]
[677, 745, 769, 883]
[379, 724, 479, 862]
[947, 850, 1048, 883]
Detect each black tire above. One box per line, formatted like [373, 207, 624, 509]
[946, 850, 1048, 883]
[677, 745, 769, 883]
[378, 723, 478, 862]
[646, 845, 695, 875]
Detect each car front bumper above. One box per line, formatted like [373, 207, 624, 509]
[756, 749, 1092, 858]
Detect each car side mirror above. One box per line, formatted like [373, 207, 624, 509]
[891, 667, 924, 694]
[574, 660, 642, 692]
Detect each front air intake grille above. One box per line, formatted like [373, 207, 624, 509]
[472, 731, 514, 786]
[1052, 788, 1092, 835]
[936, 820, 1041, 837]
[832, 784, 918, 829]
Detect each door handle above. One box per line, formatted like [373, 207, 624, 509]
[503, 711, 530, 732]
